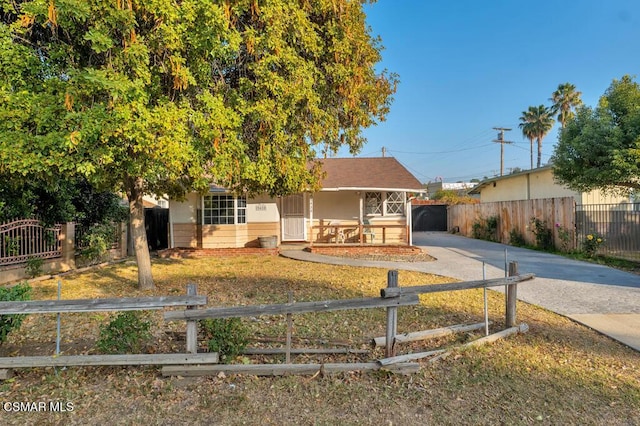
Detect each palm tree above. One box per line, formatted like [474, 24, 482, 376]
[519, 105, 555, 168]
[518, 109, 536, 169]
[550, 83, 583, 128]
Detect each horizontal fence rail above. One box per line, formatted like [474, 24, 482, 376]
[0, 219, 62, 266]
[576, 203, 640, 261]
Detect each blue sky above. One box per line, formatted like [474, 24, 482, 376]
[337, 0, 640, 183]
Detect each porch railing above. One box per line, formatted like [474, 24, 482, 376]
[310, 221, 408, 246]
[0, 219, 62, 266]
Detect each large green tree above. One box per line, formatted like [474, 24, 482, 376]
[550, 82, 583, 128]
[553, 75, 640, 194]
[0, 0, 396, 289]
[519, 105, 555, 169]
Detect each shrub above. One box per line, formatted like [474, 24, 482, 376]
[200, 318, 249, 363]
[530, 218, 554, 250]
[25, 256, 44, 278]
[509, 229, 527, 247]
[0, 282, 31, 345]
[79, 223, 117, 264]
[555, 223, 573, 253]
[471, 215, 499, 242]
[583, 233, 604, 258]
[96, 311, 152, 354]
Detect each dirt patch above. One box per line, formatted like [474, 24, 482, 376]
[158, 247, 279, 258]
[307, 245, 435, 262]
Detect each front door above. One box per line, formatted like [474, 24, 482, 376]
[282, 194, 306, 241]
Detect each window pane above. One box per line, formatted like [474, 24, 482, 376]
[386, 191, 404, 215]
[365, 192, 382, 215]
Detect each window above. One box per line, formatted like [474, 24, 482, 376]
[203, 194, 247, 225]
[365, 191, 404, 216]
[365, 192, 382, 215]
[386, 191, 404, 215]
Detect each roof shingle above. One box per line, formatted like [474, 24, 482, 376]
[317, 158, 423, 191]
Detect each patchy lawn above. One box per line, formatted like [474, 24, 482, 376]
[0, 255, 639, 425]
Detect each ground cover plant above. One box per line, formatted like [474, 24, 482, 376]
[0, 256, 638, 425]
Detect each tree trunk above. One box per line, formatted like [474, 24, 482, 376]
[529, 138, 534, 170]
[536, 137, 542, 168]
[126, 176, 155, 290]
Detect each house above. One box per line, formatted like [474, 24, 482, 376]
[467, 165, 629, 204]
[168, 157, 424, 248]
[426, 181, 477, 199]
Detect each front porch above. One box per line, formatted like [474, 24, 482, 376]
[309, 220, 409, 246]
[280, 190, 415, 246]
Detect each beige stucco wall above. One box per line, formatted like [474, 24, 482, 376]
[169, 193, 200, 223]
[478, 168, 629, 204]
[579, 189, 630, 205]
[247, 194, 280, 223]
[312, 191, 361, 220]
[479, 174, 531, 202]
[529, 169, 578, 200]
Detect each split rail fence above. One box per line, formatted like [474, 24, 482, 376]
[0, 284, 215, 373]
[163, 265, 534, 377]
[0, 269, 534, 376]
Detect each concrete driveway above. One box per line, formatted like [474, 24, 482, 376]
[413, 232, 640, 351]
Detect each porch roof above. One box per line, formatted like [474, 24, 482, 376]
[317, 158, 424, 192]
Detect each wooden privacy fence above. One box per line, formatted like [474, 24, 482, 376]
[164, 267, 535, 377]
[0, 219, 62, 266]
[0, 285, 216, 372]
[448, 197, 576, 248]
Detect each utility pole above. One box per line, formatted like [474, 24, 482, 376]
[492, 127, 513, 176]
[381, 146, 386, 157]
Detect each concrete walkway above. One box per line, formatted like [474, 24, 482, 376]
[280, 232, 640, 352]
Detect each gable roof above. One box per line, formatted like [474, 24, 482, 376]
[317, 157, 424, 192]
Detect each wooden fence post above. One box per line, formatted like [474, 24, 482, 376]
[385, 270, 399, 358]
[286, 292, 293, 364]
[186, 284, 198, 354]
[506, 262, 518, 327]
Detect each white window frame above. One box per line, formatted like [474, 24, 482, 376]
[365, 191, 405, 217]
[202, 193, 247, 225]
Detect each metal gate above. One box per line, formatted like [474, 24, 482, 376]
[412, 205, 448, 232]
[575, 203, 640, 261]
[282, 194, 306, 241]
[145, 208, 169, 251]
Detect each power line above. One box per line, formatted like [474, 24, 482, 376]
[387, 143, 494, 155]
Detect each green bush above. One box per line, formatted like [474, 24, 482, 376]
[583, 233, 604, 258]
[80, 223, 116, 264]
[0, 282, 31, 345]
[96, 311, 152, 354]
[200, 318, 249, 363]
[509, 229, 527, 247]
[25, 256, 44, 278]
[530, 218, 554, 250]
[471, 216, 499, 242]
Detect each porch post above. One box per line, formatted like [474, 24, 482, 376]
[359, 192, 364, 245]
[309, 194, 314, 246]
[406, 196, 412, 246]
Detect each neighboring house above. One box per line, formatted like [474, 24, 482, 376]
[426, 181, 478, 199]
[467, 165, 630, 204]
[168, 157, 424, 248]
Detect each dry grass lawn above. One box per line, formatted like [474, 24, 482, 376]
[0, 255, 639, 425]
